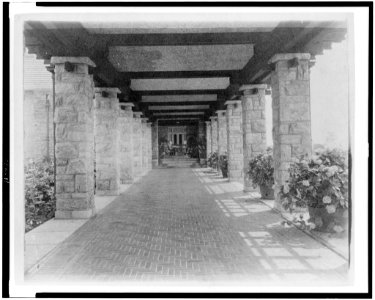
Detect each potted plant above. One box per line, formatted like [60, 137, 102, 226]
[219, 154, 228, 178]
[278, 149, 349, 233]
[247, 148, 274, 199]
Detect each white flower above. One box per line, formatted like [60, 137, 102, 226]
[283, 183, 290, 193]
[302, 180, 310, 187]
[322, 195, 332, 204]
[326, 204, 336, 214]
[326, 166, 339, 177]
[333, 225, 344, 233]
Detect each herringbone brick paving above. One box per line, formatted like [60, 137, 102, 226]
[26, 167, 348, 283]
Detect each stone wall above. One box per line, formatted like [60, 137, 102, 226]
[241, 85, 267, 192]
[132, 114, 143, 177]
[94, 88, 120, 196]
[210, 117, 218, 153]
[217, 110, 227, 156]
[118, 104, 134, 183]
[205, 121, 212, 157]
[141, 119, 148, 173]
[152, 121, 158, 166]
[53, 57, 96, 219]
[269, 53, 312, 208]
[24, 89, 54, 163]
[146, 123, 152, 170]
[225, 101, 243, 183]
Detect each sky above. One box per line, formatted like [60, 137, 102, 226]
[265, 39, 350, 150]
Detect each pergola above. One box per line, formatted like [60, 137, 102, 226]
[24, 19, 347, 218]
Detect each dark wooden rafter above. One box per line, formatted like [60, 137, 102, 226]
[124, 70, 239, 79]
[139, 101, 217, 107]
[132, 89, 224, 96]
[24, 20, 346, 124]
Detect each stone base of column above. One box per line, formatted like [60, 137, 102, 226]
[55, 207, 96, 219]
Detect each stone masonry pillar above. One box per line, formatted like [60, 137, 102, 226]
[225, 100, 243, 183]
[132, 112, 143, 177]
[205, 121, 212, 158]
[118, 103, 134, 183]
[240, 84, 267, 192]
[94, 87, 121, 196]
[210, 116, 218, 153]
[198, 120, 206, 162]
[141, 118, 148, 174]
[146, 122, 152, 170]
[52, 56, 96, 219]
[269, 53, 312, 209]
[216, 110, 227, 156]
[152, 120, 159, 167]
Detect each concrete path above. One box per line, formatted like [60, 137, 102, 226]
[26, 167, 348, 284]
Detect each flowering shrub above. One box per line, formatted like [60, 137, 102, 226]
[247, 148, 274, 188]
[207, 152, 219, 169]
[219, 154, 228, 178]
[25, 158, 56, 232]
[279, 149, 349, 232]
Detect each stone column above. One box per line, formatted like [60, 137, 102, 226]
[147, 123, 153, 170]
[94, 87, 121, 196]
[216, 110, 228, 156]
[118, 103, 134, 183]
[52, 56, 96, 219]
[225, 100, 243, 183]
[205, 121, 212, 158]
[132, 112, 143, 177]
[141, 117, 149, 174]
[198, 120, 206, 162]
[210, 116, 218, 153]
[152, 120, 159, 167]
[240, 84, 267, 192]
[269, 53, 312, 209]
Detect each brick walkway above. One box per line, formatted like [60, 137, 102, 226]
[26, 167, 348, 284]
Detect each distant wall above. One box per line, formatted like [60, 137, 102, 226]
[24, 50, 53, 163]
[24, 89, 54, 163]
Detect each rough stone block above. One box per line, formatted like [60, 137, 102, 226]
[66, 159, 86, 174]
[251, 120, 265, 133]
[280, 103, 310, 122]
[282, 81, 309, 96]
[55, 108, 78, 123]
[56, 180, 75, 193]
[75, 174, 88, 192]
[56, 143, 78, 159]
[280, 135, 301, 144]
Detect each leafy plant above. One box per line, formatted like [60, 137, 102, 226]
[24, 158, 56, 232]
[278, 148, 349, 232]
[247, 148, 274, 188]
[219, 154, 228, 178]
[207, 152, 218, 169]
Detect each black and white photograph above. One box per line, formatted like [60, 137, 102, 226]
[5, 2, 370, 297]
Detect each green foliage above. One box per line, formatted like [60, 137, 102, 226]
[24, 158, 55, 232]
[219, 154, 228, 178]
[207, 152, 219, 169]
[279, 149, 349, 232]
[247, 148, 274, 188]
